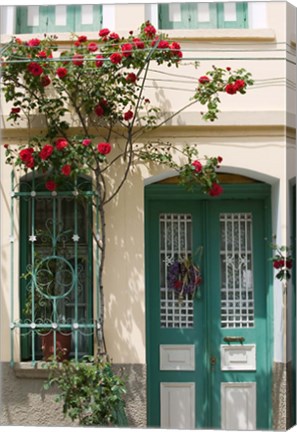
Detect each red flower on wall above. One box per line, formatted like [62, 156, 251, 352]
[45, 180, 57, 191]
[56, 67, 68, 78]
[110, 53, 122, 64]
[192, 160, 202, 173]
[97, 142, 111, 155]
[208, 183, 223, 197]
[28, 38, 41, 47]
[61, 164, 71, 176]
[27, 62, 43, 76]
[124, 110, 133, 121]
[39, 145, 54, 160]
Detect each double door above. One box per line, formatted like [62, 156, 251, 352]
[146, 197, 271, 429]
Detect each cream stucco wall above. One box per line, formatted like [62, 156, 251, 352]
[0, 1, 295, 368]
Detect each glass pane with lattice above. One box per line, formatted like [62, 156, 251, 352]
[160, 213, 194, 328]
[220, 213, 254, 328]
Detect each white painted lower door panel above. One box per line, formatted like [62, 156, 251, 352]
[221, 382, 256, 430]
[160, 382, 195, 429]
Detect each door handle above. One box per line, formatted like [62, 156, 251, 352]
[223, 336, 245, 344]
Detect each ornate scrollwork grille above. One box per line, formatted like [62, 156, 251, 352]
[9, 172, 101, 365]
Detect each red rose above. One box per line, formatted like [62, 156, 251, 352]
[61, 164, 71, 176]
[170, 41, 181, 51]
[124, 110, 133, 121]
[37, 51, 47, 58]
[273, 259, 284, 269]
[126, 72, 137, 83]
[11, 107, 21, 114]
[110, 52, 122, 64]
[99, 28, 110, 37]
[72, 54, 84, 66]
[95, 54, 104, 67]
[225, 83, 237, 95]
[199, 76, 210, 84]
[55, 138, 68, 150]
[208, 183, 223, 197]
[97, 142, 112, 155]
[27, 62, 43, 76]
[88, 42, 98, 52]
[39, 144, 54, 160]
[25, 157, 35, 169]
[217, 156, 223, 163]
[192, 160, 202, 173]
[4, 144, 9, 149]
[234, 79, 246, 91]
[74, 41, 81, 47]
[82, 138, 92, 146]
[15, 38, 22, 44]
[56, 67, 68, 78]
[121, 43, 133, 57]
[109, 32, 120, 41]
[157, 40, 169, 49]
[133, 38, 145, 49]
[19, 148, 34, 163]
[286, 259, 293, 269]
[28, 38, 40, 47]
[226, 67, 231, 71]
[40, 75, 51, 87]
[45, 180, 57, 191]
[94, 104, 104, 117]
[144, 24, 156, 38]
[78, 35, 87, 42]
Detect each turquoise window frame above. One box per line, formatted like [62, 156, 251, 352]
[19, 175, 94, 362]
[158, 2, 248, 30]
[16, 5, 103, 34]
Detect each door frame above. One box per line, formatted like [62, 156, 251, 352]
[145, 181, 273, 429]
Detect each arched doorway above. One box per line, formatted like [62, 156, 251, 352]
[145, 173, 273, 429]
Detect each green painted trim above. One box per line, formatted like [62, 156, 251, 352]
[291, 183, 296, 424]
[145, 181, 273, 428]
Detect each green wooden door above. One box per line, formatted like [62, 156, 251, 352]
[145, 185, 272, 429]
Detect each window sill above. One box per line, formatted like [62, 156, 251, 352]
[163, 28, 276, 42]
[1, 28, 275, 44]
[14, 362, 50, 379]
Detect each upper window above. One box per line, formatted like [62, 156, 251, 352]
[16, 5, 103, 34]
[158, 2, 248, 30]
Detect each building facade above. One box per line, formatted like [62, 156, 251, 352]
[0, 2, 296, 429]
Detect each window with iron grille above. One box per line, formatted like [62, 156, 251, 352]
[12, 174, 99, 362]
[16, 5, 103, 34]
[159, 2, 248, 30]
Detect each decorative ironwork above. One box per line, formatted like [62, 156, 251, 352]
[10, 172, 100, 365]
[160, 213, 194, 328]
[220, 213, 255, 328]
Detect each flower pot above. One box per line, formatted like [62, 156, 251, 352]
[41, 331, 72, 361]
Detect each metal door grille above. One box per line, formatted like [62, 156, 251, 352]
[220, 213, 254, 328]
[160, 213, 194, 328]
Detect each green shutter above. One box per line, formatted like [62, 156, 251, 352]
[158, 2, 248, 30]
[74, 5, 103, 32]
[217, 2, 248, 29]
[15, 5, 102, 34]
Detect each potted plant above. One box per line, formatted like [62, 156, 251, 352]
[44, 355, 127, 426]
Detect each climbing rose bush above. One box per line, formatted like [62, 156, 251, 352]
[1, 20, 253, 360]
[2, 21, 253, 195]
